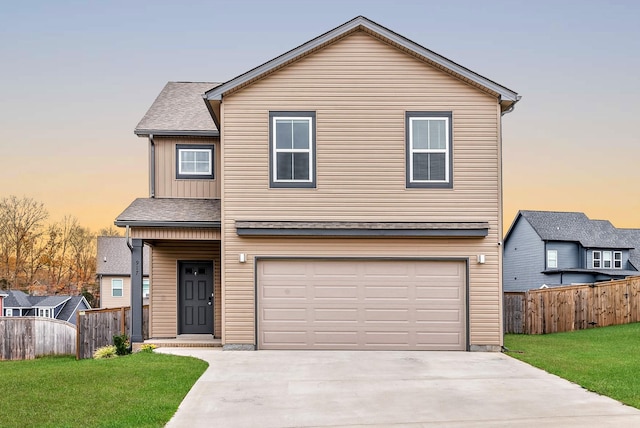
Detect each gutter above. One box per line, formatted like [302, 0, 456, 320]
[149, 134, 155, 198]
[501, 95, 522, 116]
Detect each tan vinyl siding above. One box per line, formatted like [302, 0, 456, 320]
[99, 276, 131, 309]
[221, 30, 503, 347]
[131, 228, 221, 240]
[149, 241, 221, 338]
[153, 136, 220, 198]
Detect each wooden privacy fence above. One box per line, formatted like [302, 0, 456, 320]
[76, 305, 149, 359]
[0, 317, 76, 360]
[504, 276, 640, 334]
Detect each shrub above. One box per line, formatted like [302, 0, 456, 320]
[113, 334, 131, 356]
[93, 345, 117, 359]
[139, 344, 157, 353]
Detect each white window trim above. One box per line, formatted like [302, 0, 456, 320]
[603, 250, 612, 269]
[272, 116, 314, 184]
[547, 250, 558, 269]
[112, 279, 124, 297]
[408, 116, 450, 184]
[4, 308, 12, 317]
[178, 148, 213, 176]
[37, 308, 54, 319]
[592, 251, 601, 268]
[614, 251, 622, 269]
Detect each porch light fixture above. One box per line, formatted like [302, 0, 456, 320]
[477, 254, 486, 264]
[239, 253, 247, 263]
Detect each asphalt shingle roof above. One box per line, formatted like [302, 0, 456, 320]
[3, 290, 32, 307]
[57, 296, 89, 323]
[33, 296, 70, 307]
[135, 82, 219, 135]
[619, 229, 640, 270]
[96, 236, 150, 276]
[518, 210, 631, 248]
[1, 290, 90, 322]
[115, 198, 221, 226]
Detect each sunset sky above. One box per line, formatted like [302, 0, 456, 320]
[1, 0, 638, 234]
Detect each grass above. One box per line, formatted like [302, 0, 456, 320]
[505, 323, 640, 409]
[0, 352, 208, 428]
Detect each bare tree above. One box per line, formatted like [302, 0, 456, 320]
[0, 196, 48, 289]
[97, 226, 122, 237]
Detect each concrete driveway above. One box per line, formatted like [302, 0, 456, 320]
[158, 348, 640, 427]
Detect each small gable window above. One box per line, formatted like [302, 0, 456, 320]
[112, 279, 124, 297]
[176, 144, 214, 179]
[406, 112, 453, 188]
[269, 111, 316, 188]
[547, 250, 558, 269]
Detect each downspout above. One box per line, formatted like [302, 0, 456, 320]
[149, 134, 155, 198]
[125, 225, 133, 251]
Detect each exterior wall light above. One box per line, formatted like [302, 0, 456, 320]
[239, 253, 247, 263]
[477, 254, 486, 264]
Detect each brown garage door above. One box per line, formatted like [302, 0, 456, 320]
[257, 259, 466, 350]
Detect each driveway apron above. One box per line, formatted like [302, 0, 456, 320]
[158, 349, 640, 427]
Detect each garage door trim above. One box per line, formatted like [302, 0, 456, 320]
[254, 256, 470, 351]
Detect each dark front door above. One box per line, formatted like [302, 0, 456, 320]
[179, 261, 214, 334]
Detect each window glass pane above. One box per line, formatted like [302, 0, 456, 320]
[276, 152, 292, 180]
[428, 120, 446, 149]
[276, 120, 293, 149]
[195, 151, 209, 162]
[182, 151, 195, 162]
[413, 153, 429, 181]
[429, 153, 446, 180]
[292, 120, 310, 149]
[181, 162, 195, 173]
[412, 120, 429, 149]
[195, 160, 209, 173]
[293, 153, 309, 180]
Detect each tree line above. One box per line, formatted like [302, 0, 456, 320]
[0, 195, 120, 306]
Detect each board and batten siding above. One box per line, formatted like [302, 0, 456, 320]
[153, 136, 220, 198]
[220, 30, 504, 348]
[149, 242, 221, 338]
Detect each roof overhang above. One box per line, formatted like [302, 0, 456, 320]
[542, 268, 639, 276]
[114, 220, 221, 228]
[236, 221, 489, 238]
[205, 16, 519, 113]
[134, 129, 220, 137]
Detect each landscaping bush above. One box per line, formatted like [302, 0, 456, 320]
[113, 333, 131, 356]
[93, 345, 117, 359]
[139, 343, 157, 353]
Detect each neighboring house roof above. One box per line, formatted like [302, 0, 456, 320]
[3, 290, 32, 308]
[115, 198, 221, 228]
[96, 236, 150, 276]
[57, 296, 89, 323]
[32, 295, 71, 308]
[619, 229, 640, 270]
[542, 267, 640, 276]
[135, 81, 219, 137]
[507, 210, 632, 249]
[205, 16, 520, 111]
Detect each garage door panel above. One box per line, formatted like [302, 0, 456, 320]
[258, 259, 466, 351]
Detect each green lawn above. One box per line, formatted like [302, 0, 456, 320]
[0, 352, 208, 428]
[505, 323, 640, 409]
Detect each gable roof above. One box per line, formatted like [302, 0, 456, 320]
[505, 210, 632, 249]
[135, 82, 219, 137]
[3, 290, 32, 308]
[1, 290, 91, 320]
[115, 198, 221, 228]
[205, 16, 520, 111]
[96, 236, 150, 276]
[57, 296, 90, 323]
[619, 229, 640, 270]
[32, 295, 71, 308]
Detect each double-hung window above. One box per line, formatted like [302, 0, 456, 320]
[406, 111, 453, 188]
[593, 251, 601, 268]
[270, 112, 316, 188]
[5, 308, 12, 317]
[112, 279, 124, 297]
[176, 144, 214, 179]
[547, 250, 558, 269]
[603, 251, 612, 268]
[614, 251, 622, 269]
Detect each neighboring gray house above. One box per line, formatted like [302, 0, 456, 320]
[1, 290, 90, 325]
[503, 210, 639, 291]
[96, 237, 150, 308]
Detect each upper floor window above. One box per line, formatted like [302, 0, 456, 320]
[112, 279, 124, 297]
[547, 250, 558, 269]
[593, 251, 601, 268]
[406, 111, 453, 188]
[143, 278, 150, 299]
[176, 144, 214, 179]
[602, 251, 612, 269]
[614, 251, 622, 269]
[5, 308, 12, 317]
[269, 111, 316, 188]
[37, 308, 53, 318]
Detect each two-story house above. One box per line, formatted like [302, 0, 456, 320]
[503, 210, 639, 292]
[1, 290, 90, 325]
[115, 16, 520, 351]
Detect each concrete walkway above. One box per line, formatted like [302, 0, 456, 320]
[158, 348, 640, 427]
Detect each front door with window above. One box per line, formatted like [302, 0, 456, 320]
[178, 261, 214, 334]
